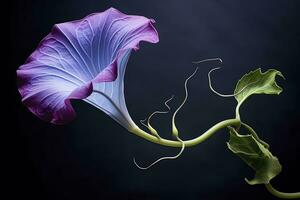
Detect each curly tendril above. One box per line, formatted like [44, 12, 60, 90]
[133, 137, 185, 170]
[192, 57, 223, 64]
[140, 95, 175, 138]
[134, 68, 199, 170]
[172, 67, 198, 136]
[207, 67, 260, 98]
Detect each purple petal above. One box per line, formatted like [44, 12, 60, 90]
[17, 8, 159, 125]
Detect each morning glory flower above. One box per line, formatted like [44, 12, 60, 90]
[17, 7, 159, 130]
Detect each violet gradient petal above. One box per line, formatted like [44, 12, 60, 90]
[17, 7, 159, 126]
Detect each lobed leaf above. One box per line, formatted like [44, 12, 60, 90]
[227, 127, 282, 185]
[234, 68, 284, 106]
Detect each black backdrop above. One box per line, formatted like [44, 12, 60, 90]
[10, 0, 300, 200]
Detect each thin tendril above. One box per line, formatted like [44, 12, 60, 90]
[172, 67, 199, 135]
[192, 58, 223, 64]
[133, 136, 185, 170]
[164, 95, 174, 110]
[140, 118, 148, 129]
[208, 67, 255, 97]
[147, 95, 174, 125]
[139, 95, 174, 138]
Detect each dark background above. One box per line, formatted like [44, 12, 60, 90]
[10, 0, 300, 200]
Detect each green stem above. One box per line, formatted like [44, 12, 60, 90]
[265, 183, 300, 199]
[235, 103, 241, 121]
[129, 119, 240, 147]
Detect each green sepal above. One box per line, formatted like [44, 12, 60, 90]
[227, 127, 282, 185]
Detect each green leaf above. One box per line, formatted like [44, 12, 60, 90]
[234, 68, 284, 106]
[227, 127, 282, 185]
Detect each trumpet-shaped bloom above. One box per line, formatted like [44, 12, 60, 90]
[17, 8, 159, 130]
